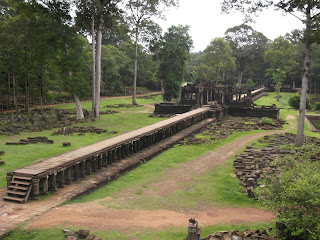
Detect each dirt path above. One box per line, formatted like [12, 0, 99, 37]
[26, 115, 296, 232]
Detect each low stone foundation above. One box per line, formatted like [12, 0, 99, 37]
[228, 105, 279, 119]
[154, 103, 194, 115]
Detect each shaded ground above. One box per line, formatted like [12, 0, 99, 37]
[26, 115, 296, 232]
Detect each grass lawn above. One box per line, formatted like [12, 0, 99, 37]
[2, 221, 275, 240]
[0, 94, 164, 188]
[255, 92, 293, 109]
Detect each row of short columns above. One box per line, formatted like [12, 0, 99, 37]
[31, 111, 209, 199]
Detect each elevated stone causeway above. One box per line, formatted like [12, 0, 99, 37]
[4, 107, 210, 203]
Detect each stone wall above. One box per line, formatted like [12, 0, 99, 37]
[154, 103, 193, 115]
[228, 106, 279, 119]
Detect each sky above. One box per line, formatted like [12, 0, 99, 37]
[155, 0, 304, 52]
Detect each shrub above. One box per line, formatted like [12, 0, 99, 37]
[315, 102, 320, 111]
[288, 94, 311, 109]
[256, 144, 320, 239]
[260, 117, 273, 125]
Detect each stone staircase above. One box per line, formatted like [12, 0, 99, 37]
[3, 175, 32, 203]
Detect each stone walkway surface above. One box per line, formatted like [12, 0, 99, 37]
[0, 115, 296, 238]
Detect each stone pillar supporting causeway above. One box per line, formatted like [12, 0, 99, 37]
[80, 161, 86, 178]
[57, 169, 65, 188]
[97, 155, 102, 170]
[66, 167, 72, 184]
[91, 157, 97, 172]
[73, 163, 79, 181]
[85, 159, 92, 175]
[42, 176, 49, 195]
[49, 172, 57, 191]
[107, 151, 112, 165]
[102, 153, 107, 167]
[32, 179, 40, 200]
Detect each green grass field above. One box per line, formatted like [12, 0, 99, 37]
[3, 221, 275, 240]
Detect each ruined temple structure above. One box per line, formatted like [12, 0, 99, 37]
[154, 82, 278, 119]
[179, 82, 262, 106]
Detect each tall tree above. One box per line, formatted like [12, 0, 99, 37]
[195, 37, 236, 83]
[157, 25, 193, 101]
[264, 37, 297, 101]
[125, 0, 178, 105]
[222, 0, 320, 145]
[225, 24, 268, 89]
[76, 0, 120, 118]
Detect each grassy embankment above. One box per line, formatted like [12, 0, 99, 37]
[3, 91, 319, 240]
[0, 94, 164, 188]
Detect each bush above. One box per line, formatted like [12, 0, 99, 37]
[260, 117, 273, 125]
[256, 144, 320, 239]
[315, 102, 320, 111]
[288, 94, 311, 109]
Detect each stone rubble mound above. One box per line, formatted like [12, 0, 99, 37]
[6, 136, 54, 145]
[0, 108, 94, 135]
[63, 229, 102, 240]
[203, 228, 275, 240]
[234, 133, 320, 198]
[104, 104, 142, 108]
[183, 117, 285, 145]
[52, 126, 118, 136]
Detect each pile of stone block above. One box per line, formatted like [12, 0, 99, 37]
[203, 228, 274, 240]
[183, 117, 285, 145]
[234, 133, 320, 198]
[63, 229, 102, 240]
[0, 151, 4, 165]
[0, 108, 94, 135]
[52, 126, 118, 136]
[99, 110, 119, 115]
[104, 104, 142, 108]
[6, 136, 54, 145]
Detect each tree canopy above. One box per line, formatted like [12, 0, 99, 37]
[157, 25, 193, 101]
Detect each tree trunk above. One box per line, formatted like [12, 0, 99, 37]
[12, 73, 18, 114]
[132, 25, 139, 105]
[296, 6, 311, 146]
[91, 13, 96, 115]
[93, 13, 103, 118]
[40, 76, 43, 111]
[276, 82, 281, 101]
[7, 73, 10, 109]
[74, 95, 84, 119]
[25, 50, 29, 112]
[238, 70, 243, 89]
[0, 73, 3, 111]
[292, 79, 296, 89]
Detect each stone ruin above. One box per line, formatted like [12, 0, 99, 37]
[184, 219, 275, 240]
[62, 228, 102, 240]
[0, 151, 5, 165]
[153, 82, 279, 119]
[0, 108, 92, 135]
[185, 218, 201, 240]
[6, 136, 54, 145]
[234, 133, 320, 198]
[52, 126, 118, 136]
[179, 117, 285, 145]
